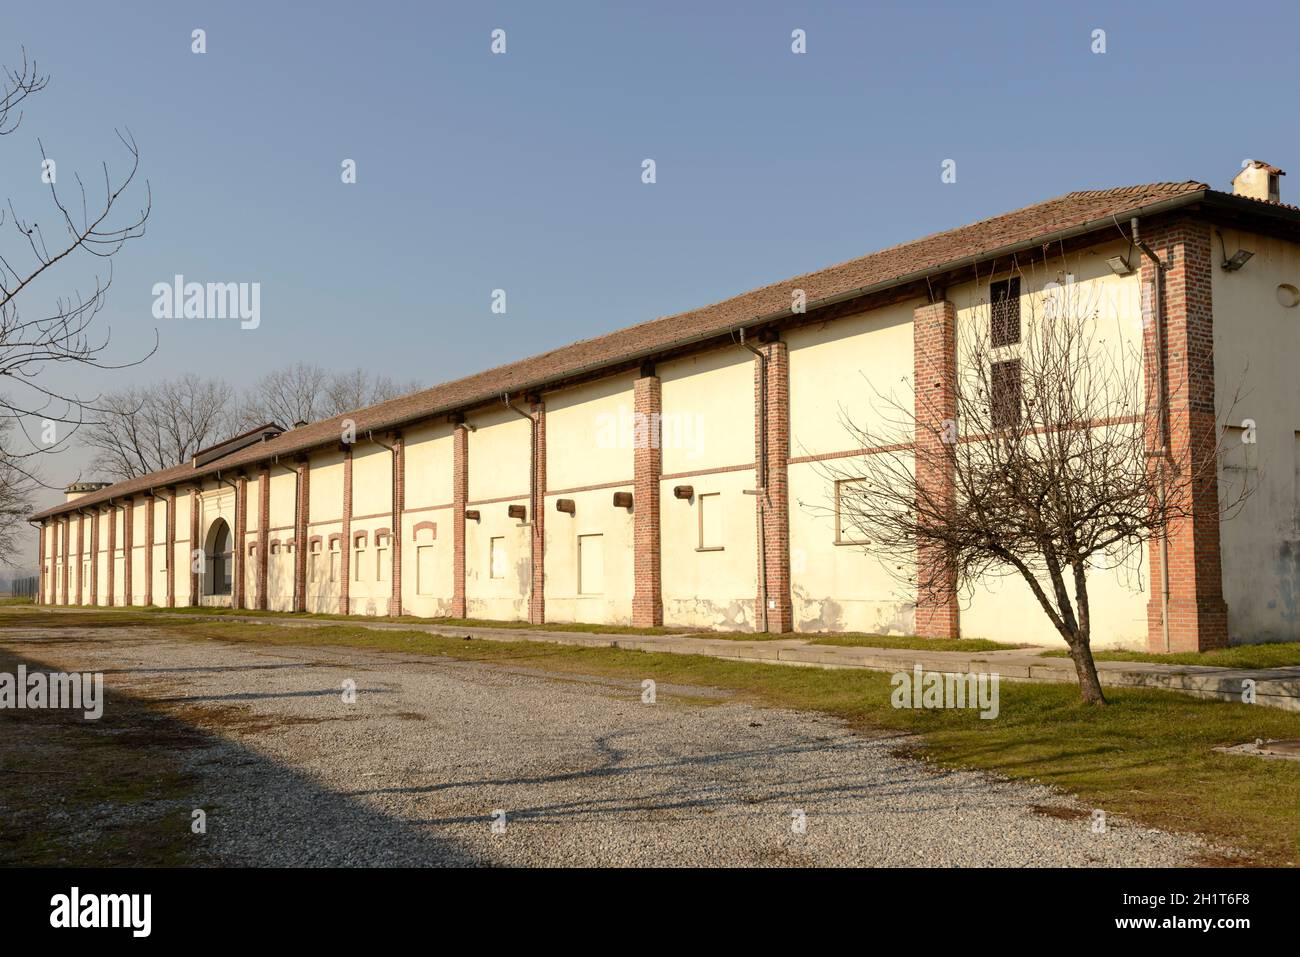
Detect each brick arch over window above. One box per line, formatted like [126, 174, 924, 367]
[412, 521, 437, 541]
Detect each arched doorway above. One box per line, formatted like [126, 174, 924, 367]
[205, 518, 233, 596]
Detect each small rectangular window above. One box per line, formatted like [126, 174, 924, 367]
[990, 277, 1021, 347]
[698, 493, 723, 550]
[578, 534, 604, 594]
[310, 541, 322, 582]
[354, 544, 367, 581]
[329, 541, 340, 583]
[417, 544, 435, 595]
[489, 537, 507, 579]
[991, 358, 1022, 428]
[376, 535, 390, 582]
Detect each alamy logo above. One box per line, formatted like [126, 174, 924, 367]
[0, 666, 103, 719]
[891, 664, 999, 719]
[50, 887, 151, 937]
[594, 405, 705, 459]
[152, 274, 261, 329]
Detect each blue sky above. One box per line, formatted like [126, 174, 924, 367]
[4, 0, 1298, 521]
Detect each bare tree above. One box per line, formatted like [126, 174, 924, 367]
[823, 271, 1245, 705]
[80, 374, 235, 480]
[236, 362, 419, 430]
[0, 47, 152, 451]
[324, 368, 421, 417]
[0, 416, 36, 566]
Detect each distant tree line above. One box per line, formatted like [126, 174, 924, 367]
[79, 363, 422, 481]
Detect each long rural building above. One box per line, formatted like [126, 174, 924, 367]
[31, 165, 1300, 651]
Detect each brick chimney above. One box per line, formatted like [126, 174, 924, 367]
[1232, 160, 1284, 203]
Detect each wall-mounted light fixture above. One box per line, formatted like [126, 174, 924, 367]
[1106, 255, 1134, 276]
[612, 492, 633, 509]
[464, 509, 480, 522]
[555, 498, 575, 515]
[1221, 249, 1255, 272]
[1217, 230, 1255, 272]
[673, 485, 694, 500]
[507, 504, 526, 520]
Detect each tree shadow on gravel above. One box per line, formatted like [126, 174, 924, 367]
[357, 731, 1001, 829]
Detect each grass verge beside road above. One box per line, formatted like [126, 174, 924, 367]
[4, 608, 1299, 864]
[1042, 643, 1300, 669]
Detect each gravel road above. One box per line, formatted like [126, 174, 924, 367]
[2, 625, 1217, 867]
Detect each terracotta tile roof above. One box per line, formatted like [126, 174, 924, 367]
[32, 179, 1239, 520]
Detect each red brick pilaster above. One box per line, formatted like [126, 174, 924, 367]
[36, 524, 45, 605]
[107, 506, 117, 607]
[1141, 218, 1228, 652]
[60, 518, 69, 606]
[234, 475, 247, 609]
[633, 375, 663, 627]
[189, 489, 200, 606]
[257, 469, 270, 610]
[123, 498, 134, 605]
[755, 339, 793, 632]
[913, 300, 961, 639]
[452, 424, 468, 618]
[143, 497, 154, 606]
[75, 514, 84, 605]
[164, 492, 176, 608]
[340, 448, 353, 615]
[89, 512, 99, 606]
[390, 435, 404, 617]
[294, 462, 310, 613]
[529, 402, 546, 625]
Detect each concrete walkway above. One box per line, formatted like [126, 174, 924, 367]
[28, 606, 1300, 712]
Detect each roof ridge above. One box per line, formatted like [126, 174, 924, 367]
[37, 176, 1287, 522]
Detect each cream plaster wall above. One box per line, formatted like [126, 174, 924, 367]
[1212, 229, 1300, 642]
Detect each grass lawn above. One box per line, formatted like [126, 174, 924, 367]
[5, 607, 1300, 865]
[58, 603, 701, 636]
[1042, 643, 1300, 670]
[52, 603, 1030, 652]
